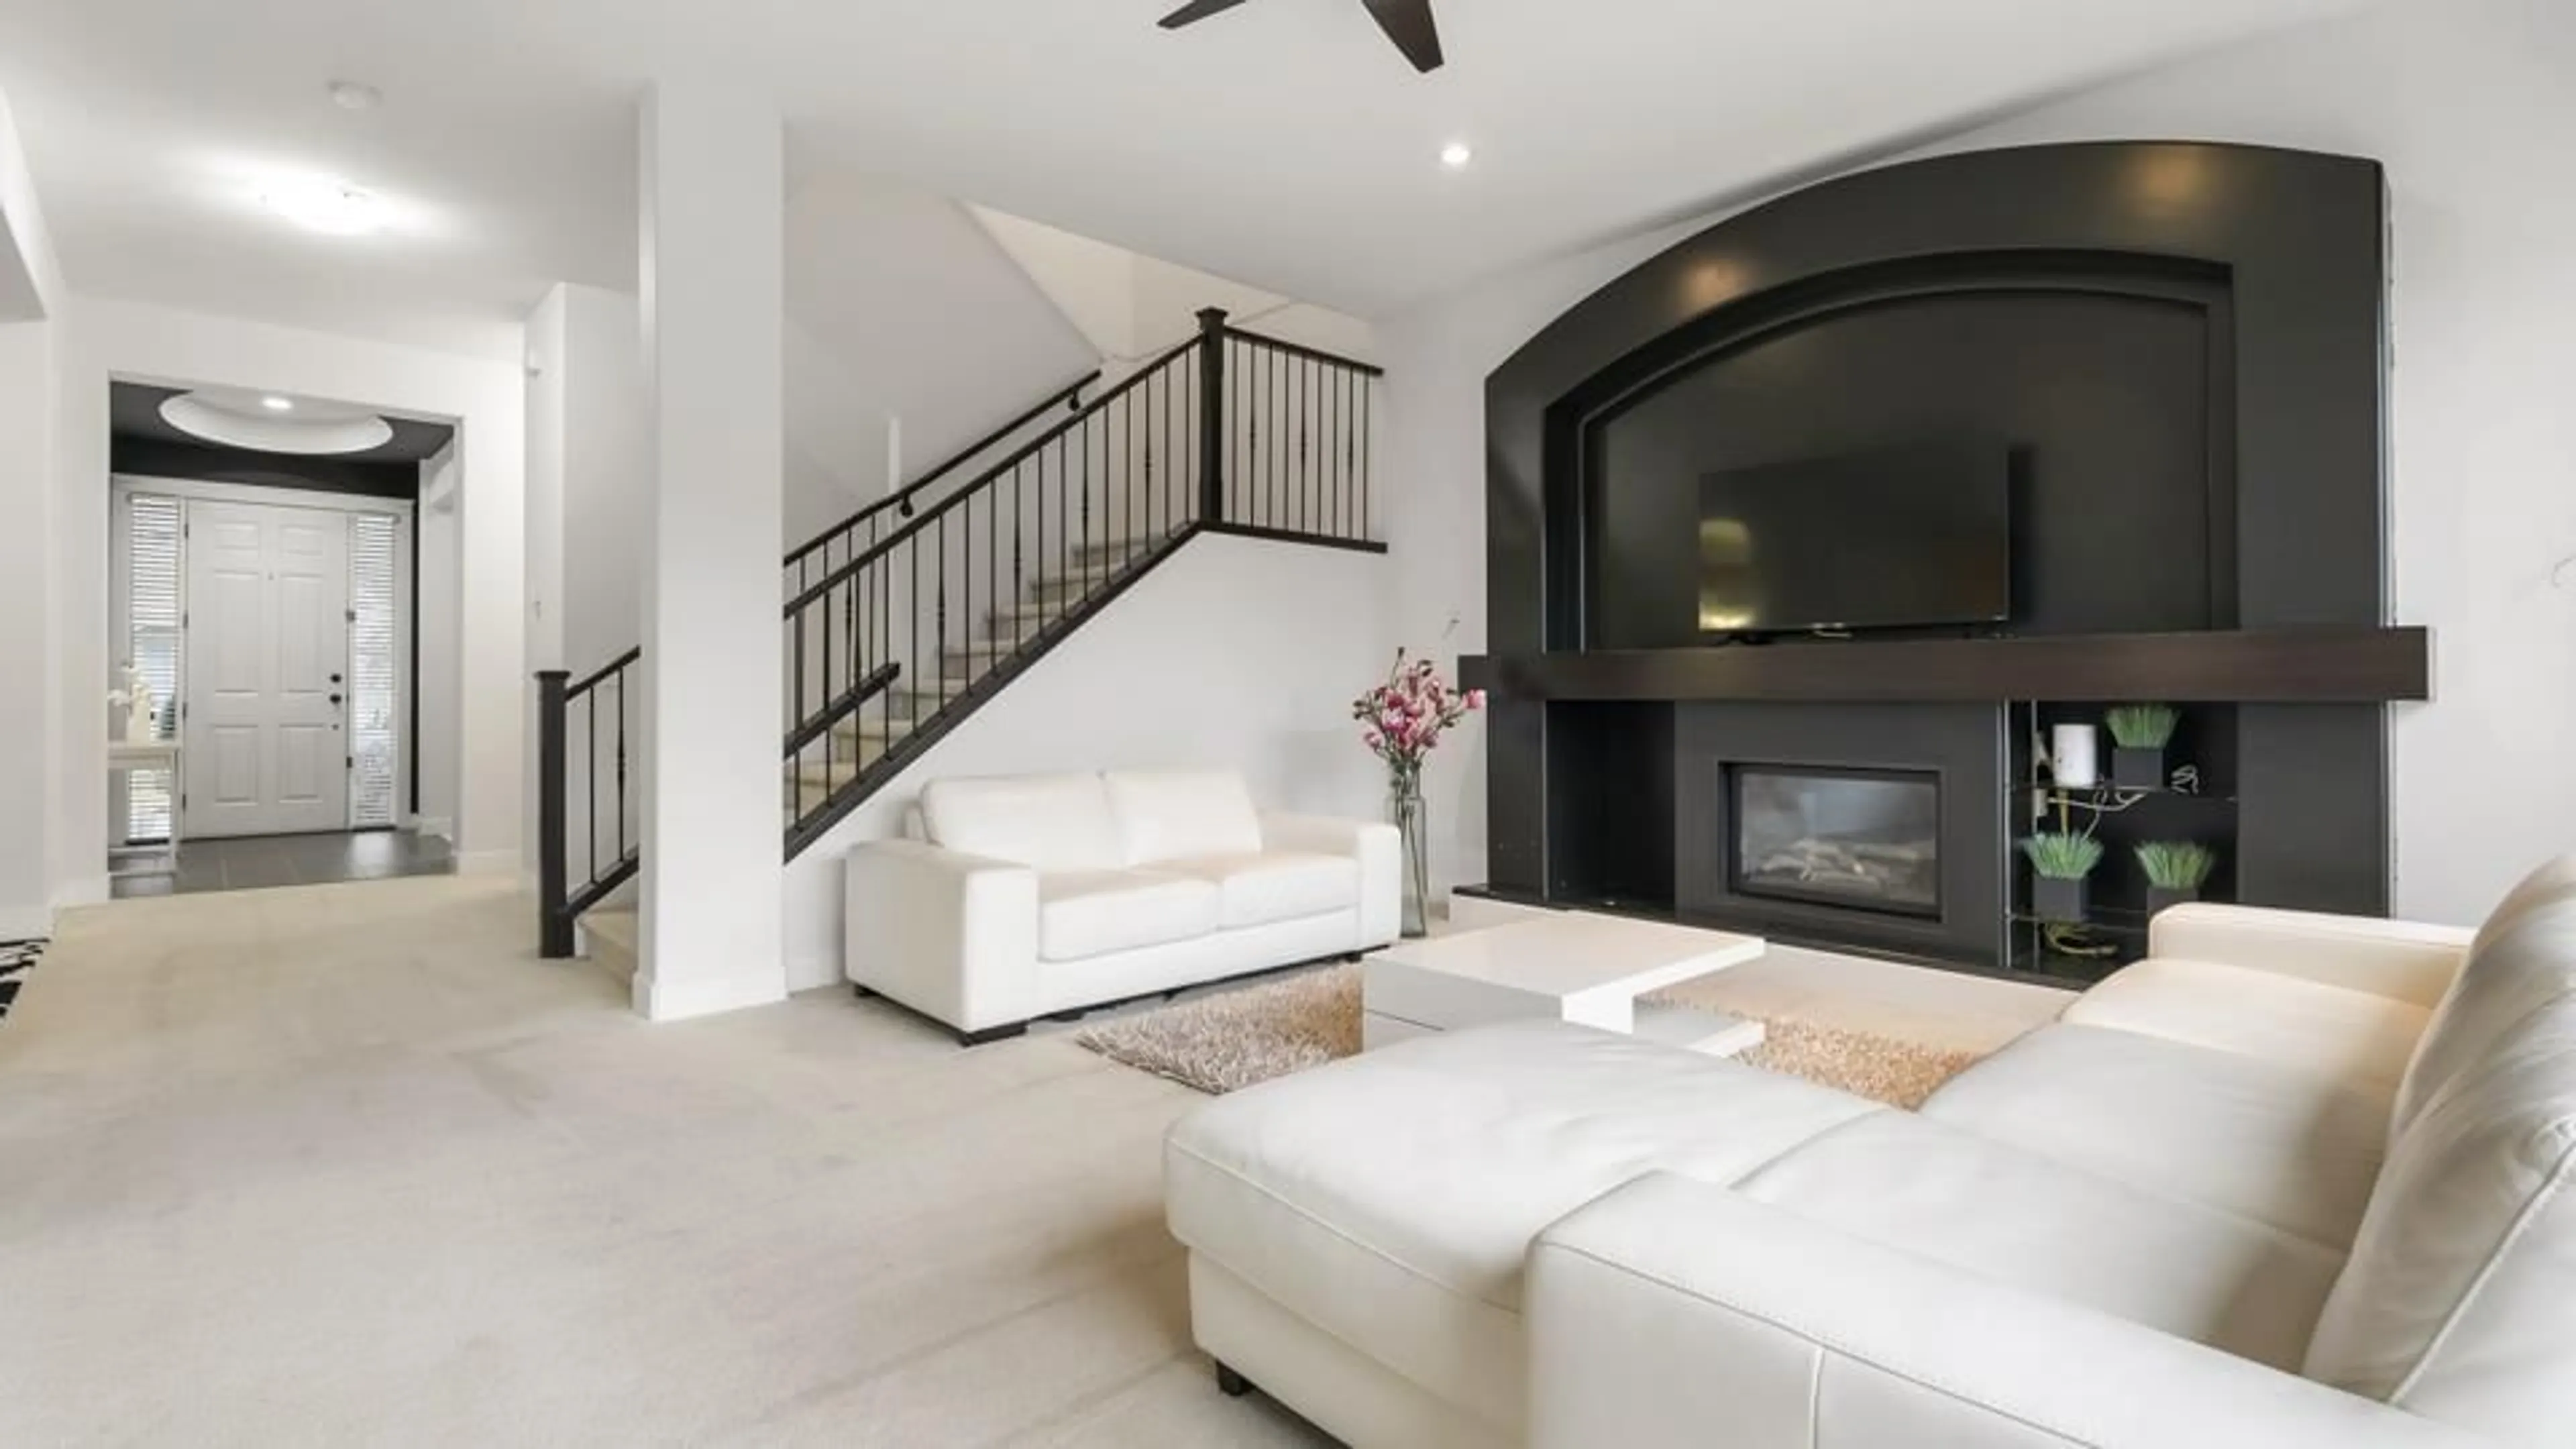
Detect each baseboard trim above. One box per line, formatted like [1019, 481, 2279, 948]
[633, 968, 788, 1023]
[0, 904, 53, 941]
[786, 949, 841, 996]
[52, 876, 109, 911]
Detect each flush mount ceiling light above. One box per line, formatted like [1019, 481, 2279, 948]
[260, 176, 386, 235]
[1440, 142, 1474, 170]
[160, 390, 394, 455]
[326, 79, 383, 112]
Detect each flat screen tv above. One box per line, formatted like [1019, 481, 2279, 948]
[1697, 439, 2012, 635]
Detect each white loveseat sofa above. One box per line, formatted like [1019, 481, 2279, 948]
[845, 769, 1398, 1043]
[1165, 860, 2576, 1448]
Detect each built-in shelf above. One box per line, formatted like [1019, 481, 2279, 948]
[2015, 784, 2237, 805]
[2009, 908, 2155, 934]
[1461, 627, 2430, 705]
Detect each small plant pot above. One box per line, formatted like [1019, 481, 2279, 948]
[2112, 747, 2167, 791]
[2031, 875, 2089, 925]
[2146, 885, 2202, 918]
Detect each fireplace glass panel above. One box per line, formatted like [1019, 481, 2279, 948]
[1731, 767, 1940, 918]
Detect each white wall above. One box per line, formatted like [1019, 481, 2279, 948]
[523, 282, 647, 877]
[0, 83, 66, 933]
[52, 301, 525, 893]
[1375, 0, 2576, 924]
[974, 204, 1377, 370]
[781, 531, 1393, 989]
[0, 318, 58, 937]
[782, 173, 1099, 545]
[417, 447, 462, 837]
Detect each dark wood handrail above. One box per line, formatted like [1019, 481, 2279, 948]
[782, 368, 1099, 576]
[782, 335, 1203, 617]
[566, 645, 643, 698]
[783, 662, 902, 756]
[1220, 325, 1384, 378]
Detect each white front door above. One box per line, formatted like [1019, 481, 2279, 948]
[183, 500, 352, 838]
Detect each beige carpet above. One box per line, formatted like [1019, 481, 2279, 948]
[0, 876, 1330, 1447]
[1076, 963, 1988, 1108]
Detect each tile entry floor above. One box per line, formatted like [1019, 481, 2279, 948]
[109, 828, 456, 898]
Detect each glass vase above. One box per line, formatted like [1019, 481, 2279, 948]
[1389, 777, 1430, 938]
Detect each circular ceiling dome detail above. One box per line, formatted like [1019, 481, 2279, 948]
[158, 390, 396, 455]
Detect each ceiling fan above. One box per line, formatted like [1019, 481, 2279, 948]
[1158, 0, 1445, 74]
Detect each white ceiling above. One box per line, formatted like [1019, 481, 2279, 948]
[0, 0, 2370, 358]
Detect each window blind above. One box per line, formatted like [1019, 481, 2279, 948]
[350, 513, 401, 828]
[124, 495, 182, 843]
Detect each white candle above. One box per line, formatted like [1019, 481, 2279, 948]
[2051, 723, 2100, 789]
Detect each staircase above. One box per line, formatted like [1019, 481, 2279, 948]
[537, 308, 1385, 960]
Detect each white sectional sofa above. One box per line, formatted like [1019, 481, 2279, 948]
[1166, 861, 2576, 1447]
[845, 769, 1399, 1042]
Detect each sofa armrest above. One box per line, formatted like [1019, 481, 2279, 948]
[2148, 902, 2474, 1007]
[844, 839, 1040, 1033]
[1527, 1173, 2485, 1449]
[1259, 812, 1400, 947]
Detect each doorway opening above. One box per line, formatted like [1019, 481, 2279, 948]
[105, 380, 458, 898]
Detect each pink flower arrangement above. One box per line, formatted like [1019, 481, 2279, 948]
[1352, 651, 1485, 788]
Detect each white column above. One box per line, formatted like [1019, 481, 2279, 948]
[0, 318, 54, 938]
[635, 82, 787, 1020]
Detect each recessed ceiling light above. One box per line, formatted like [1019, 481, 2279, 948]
[261, 394, 295, 412]
[1440, 142, 1474, 170]
[327, 80, 383, 112]
[260, 177, 386, 236]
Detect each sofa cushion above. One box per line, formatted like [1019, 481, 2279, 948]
[920, 773, 1120, 872]
[1924, 1024, 2392, 1251]
[1161, 851, 1359, 929]
[1104, 769, 1263, 866]
[1740, 1112, 2345, 1371]
[2393, 860, 2576, 1140]
[2066, 956, 2432, 1091]
[2305, 992, 2576, 1442]
[1165, 1020, 1880, 1428]
[1036, 869, 1219, 962]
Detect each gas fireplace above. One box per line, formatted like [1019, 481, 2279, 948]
[1730, 766, 1940, 918]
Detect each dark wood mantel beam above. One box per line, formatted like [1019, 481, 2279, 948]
[1460, 627, 2430, 705]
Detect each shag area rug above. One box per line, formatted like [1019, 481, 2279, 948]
[1075, 963, 1984, 1109]
[0, 937, 41, 1027]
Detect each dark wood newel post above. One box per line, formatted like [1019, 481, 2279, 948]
[1197, 307, 1228, 524]
[536, 669, 572, 960]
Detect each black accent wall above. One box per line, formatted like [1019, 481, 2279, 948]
[1478, 142, 2399, 965]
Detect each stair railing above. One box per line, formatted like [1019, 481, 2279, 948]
[780, 309, 1385, 850]
[780, 334, 1205, 831]
[535, 647, 641, 959]
[783, 368, 1099, 603]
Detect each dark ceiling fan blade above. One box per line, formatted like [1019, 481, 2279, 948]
[1359, 0, 1444, 72]
[1158, 0, 1254, 30]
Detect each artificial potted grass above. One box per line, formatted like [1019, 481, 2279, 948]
[2105, 703, 2181, 791]
[2021, 830, 2104, 925]
[2137, 840, 2218, 917]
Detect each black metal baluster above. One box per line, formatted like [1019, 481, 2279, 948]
[1274, 345, 1286, 529]
[1012, 467, 1024, 651]
[1362, 375, 1373, 540]
[586, 690, 598, 883]
[936, 515, 949, 708]
[616, 667, 629, 862]
[1139, 368, 1154, 563]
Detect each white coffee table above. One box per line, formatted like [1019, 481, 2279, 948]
[1362, 913, 1768, 1056]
